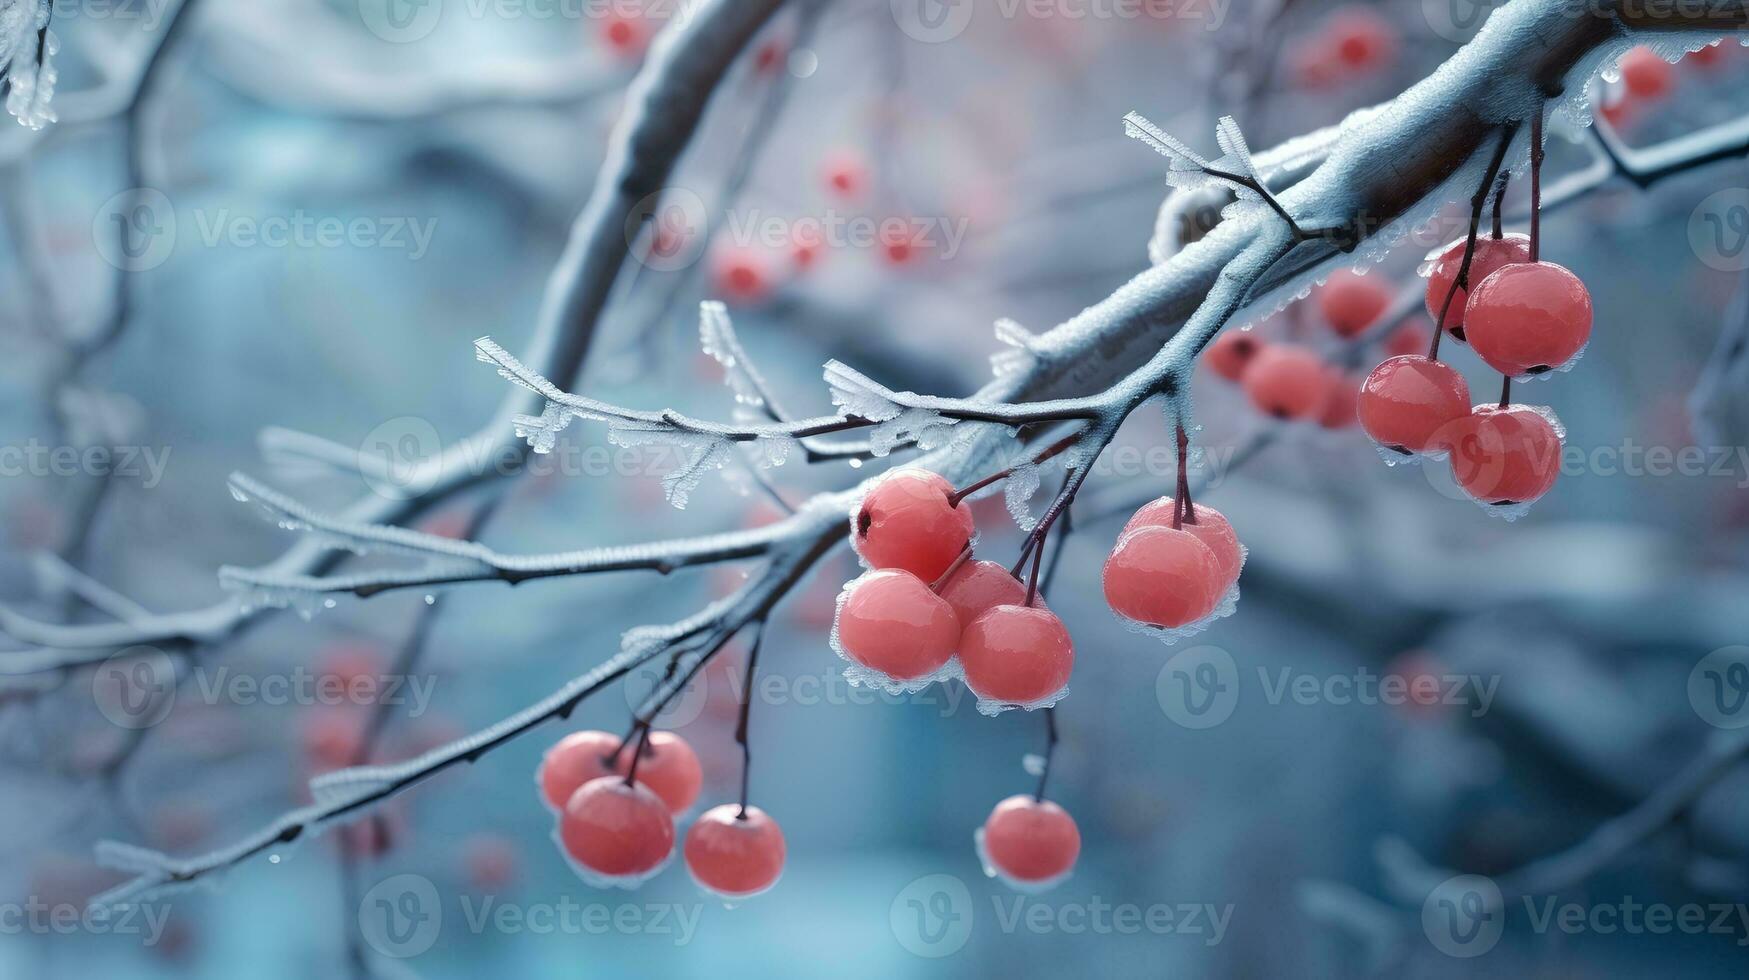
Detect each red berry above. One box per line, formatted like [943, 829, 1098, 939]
[1384, 320, 1433, 359]
[939, 559, 1030, 627]
[1620, 45, 1673, 100]
[712, 246, 774, 305]
[1327, 7, 1396, 71]
[835, 570, 959, 681]
[1445, 405, 1562, 505]
[959, 605, 1074, 706]
[852, 468, 974, 581]
[1424, 233, 1531, 336]
[1206, 331, 1264, 382]
[558, 777, 675, 883]
[879, 223, 917, 265]
[1686, 41, 1724, 69]
[1358, 355, 1472, 455]
[302, 709, 362, 772]
[821, 150, 867, 199]
[1290, 42, 1343, 89]
[1318, 270, 1390, 338]
[980, 795, 1080, 885]
[1241, 345, 1330, 420]
[599, 14, 651, 59]
[1463, 261, 1593, 377]
[464, 835, 519, 891]
[684, 804, 787, 898]
[538, 730, 702, 815]
[753, 39, 786, 75]
[1121, 500, 1243, 589]
[791, 224, 825, 270]
[1599, 96, 1632, 128]
[1318, 370, 1361, 430]
[1102, 526, 1223, 628]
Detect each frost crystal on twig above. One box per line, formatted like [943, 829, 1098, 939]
[2, 2, 56, 131]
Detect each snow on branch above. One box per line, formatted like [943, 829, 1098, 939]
[217, 472, 814, 603]
[93, 499, 846, 908]
[0, 0, 793, 656]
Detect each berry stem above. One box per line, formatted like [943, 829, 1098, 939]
[1491, 171, 1510, 240]
[1023, 471, 1076, 607]
[1499, 374, 1512, 409]
[1012, 463, 1089, 600]
[1529, 104, 1545, 263]
[1040, 505, 1073, 598]
[948, 431, 1081, 507]
[1173, 424, 1197, 529]
[1033, 707, 1059, 803]
[1428, 124, 1522, 362]
[622, 721, 654, 788]
[734, 620, 767, 820]
[929, 544, 974, 592]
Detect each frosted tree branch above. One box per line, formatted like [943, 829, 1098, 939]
[0, 0, 791, 657]
[81, 0, 1749, 904]
[216, 472, 820, 600]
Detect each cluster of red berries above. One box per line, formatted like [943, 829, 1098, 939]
[537, 729, 787, 898]
[1205, 271, 1401, 429]
[835, 469, 1075, 710]
[1350, 235, 1589, 510]
[1103, 497, 1245, 634]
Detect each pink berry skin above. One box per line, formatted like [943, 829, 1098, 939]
[939, 560, 1031, 627]
[558, 777, 675, 879]
[1384, 320, 1433, 359]
[1122, 501, 1243, 589]
[712, 246, 773, 306]
[1318, 370, 1361, 430]
[1446, 405, 1562, 505]
[539, 730, 702, 815]
[1206, 332, 1264, 382]
[539, 730, 621, 812]
[1241, 345, 1330, 420]
[981, 795, 1080, 884]
[958, 605, 1074, 706]
[835, 570, 959, 681]
[1425, 234, 1531, 337]
[1462, 261, 1593, 377]
[1327, 6, 1396, 71]
[1358, 355, 1472, 455]
[684, 805, 787, 898]
[1102, 526, 1223, 628]
[1318, 270, 1390, 338]
[1620, 45, 1673, 100]
[853, 469, 974, 582]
